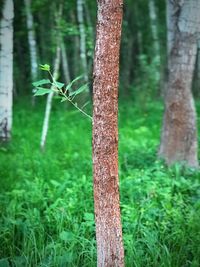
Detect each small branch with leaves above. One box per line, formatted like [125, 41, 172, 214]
[32, 64, 92, 120]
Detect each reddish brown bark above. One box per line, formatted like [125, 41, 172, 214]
[92, 0, 124, 266]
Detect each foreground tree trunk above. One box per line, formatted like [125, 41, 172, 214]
[0, 0, 14, 141]
[159, 0, 200, 167]
[92, 1, 124, 266]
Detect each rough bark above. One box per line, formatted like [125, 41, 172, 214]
[0, 0, 14, 141]
[159, 0, 200, 167]
[92, 0, 124, 266]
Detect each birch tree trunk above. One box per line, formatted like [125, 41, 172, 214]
[92, 0, 124, 266]
[159, 0, 200, 167]
[0, 0, 14, 141]
[61, 40, 71, 84]
[24, 0, 38, 85]
[77, 0, 88, 83]
[40, 46, 61, 150]
[148, 0, 160, 61]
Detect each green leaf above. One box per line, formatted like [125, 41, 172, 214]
[69, 84, 88, 97]
[61, 97, 67, 102]
[40, 64, 50, 71]
[32, 79, 51, 87]
[34, 87, 52, 96]
[66, 75, 83, 91]
[53, 81, 65, 89]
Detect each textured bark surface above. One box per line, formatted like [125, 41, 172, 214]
[159, 0, 200, 167]
[0, 0, 14, 141]
[92, 1, 124, 266]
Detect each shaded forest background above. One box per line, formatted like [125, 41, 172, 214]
[13, 0, 166, 98]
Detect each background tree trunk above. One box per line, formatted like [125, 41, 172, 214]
[92, 0, 124, 266]
[24, 0, 38, 102]
[40, 46, 61, 150]
[0, 0, 14, 141]
[24, 0, 38, 81]
[148, 0, 160, 61]
[159, 0, 200, 167]
[61, 40, 71, 84]
[77, 0, 88, 83]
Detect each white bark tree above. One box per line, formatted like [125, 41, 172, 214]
[148, 0, 160, 61]
[77, 0, 88, 83]
[0, 0, 14, 141]
[24, 0, 38, 85]
[40, 46, 61, 150]
[159, 0, 200, 167]
[61, 40, 71, 84]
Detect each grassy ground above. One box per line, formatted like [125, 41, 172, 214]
[0, 97, 200, 266]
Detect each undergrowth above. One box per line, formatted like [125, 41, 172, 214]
[0, 98, 200, 266]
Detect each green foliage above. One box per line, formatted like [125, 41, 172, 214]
[0, 99, 200, 266]
[34, 88, 52, 96]
[39, 64, 51, 72]
[32, 67, 92, 119]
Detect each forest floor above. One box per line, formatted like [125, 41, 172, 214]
[0, 97, 200, 267]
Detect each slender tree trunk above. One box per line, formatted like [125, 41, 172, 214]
[159, 0, 200, 167]
[24, 0, 38, 101]
[148, 0, 160, 60]
[0, 0, 14, 141]
[92, 1, 124, 266]
[40, 46, 61, 150]
[77, 0, 88, 83]
[61, 40, 71, 84]
[84, 1, 95, 79]
[69, 12, 80, 78]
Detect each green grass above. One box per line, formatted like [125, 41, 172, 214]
[0, 97, 200, 266]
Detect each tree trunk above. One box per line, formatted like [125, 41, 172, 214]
[92, 0, 124, 266]
[148, 0, 160, 61]
[159, 0, 200, 168]
[0, 0, 14, 141]
[77, 0, 88, 83]
[61, 40, 71, 84]
[40, 46, 61, 150]
[24, 0, 38, 80]
[24, 0, 38, 101]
